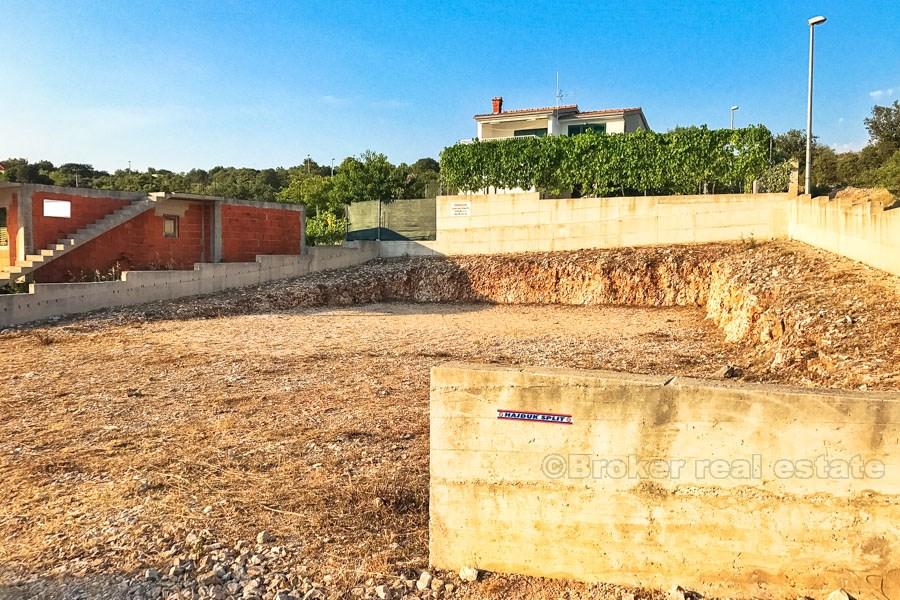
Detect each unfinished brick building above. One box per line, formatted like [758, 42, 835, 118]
[0, 183, 304, 283]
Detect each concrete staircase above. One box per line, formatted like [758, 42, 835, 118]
[0, 198, 156, 283]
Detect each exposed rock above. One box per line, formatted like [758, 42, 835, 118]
[416, 571, 433, 591]
[198, 570, 220, 586]
[714, 364, 743, 378]
[669, 585, 702, 600]
[375, 584, 392, 599]
[458, 566, 479, 583]
[826, 590, 855, 600]
[256, 530, 274, 544]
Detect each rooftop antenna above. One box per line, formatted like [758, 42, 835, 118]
[555, 72, 568, 108]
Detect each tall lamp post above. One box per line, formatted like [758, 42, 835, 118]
[730, 105, 740, 129]
[806, 15, 827, 195]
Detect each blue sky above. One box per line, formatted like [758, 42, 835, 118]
[2, 1, 898, 172]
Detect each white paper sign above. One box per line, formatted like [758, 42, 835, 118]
[43, 199, 71, 218]
[449, 201, 471, 217]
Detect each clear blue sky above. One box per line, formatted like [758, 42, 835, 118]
[2, 1, 898, 172]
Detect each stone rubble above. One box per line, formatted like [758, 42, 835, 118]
[5, 530, 480, 599]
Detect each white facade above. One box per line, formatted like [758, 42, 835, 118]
[473, 101, 649, 140]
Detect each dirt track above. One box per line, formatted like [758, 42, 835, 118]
[2, 240, 899, 599]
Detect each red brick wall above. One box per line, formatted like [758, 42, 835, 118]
[31, 191, 131, 251]
[6, 193, 18, 266]
[35, 203, 213, 283]
[220, 204, 301, 262]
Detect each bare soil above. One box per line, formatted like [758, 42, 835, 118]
[1, 240, 899, 599]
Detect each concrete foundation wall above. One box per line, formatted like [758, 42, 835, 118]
[0, 242, 379, 327]
[430, 363, 900, 599]
[377, 240, 445, 258]
[789, 195, 900, 277]
[430, 192, 790, 255]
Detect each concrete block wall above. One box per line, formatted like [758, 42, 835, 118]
[34, 201, 214, 282]
[1, 184, 305, 281]
[0, 242, 379, 327]
[431, 192, 790, 255]
[30, 189, 134, 251]
[430, 363, 900, 599]
[2, 190, 19, 266]
[220, 202, 303, 261]
[789, 194, 900, 277]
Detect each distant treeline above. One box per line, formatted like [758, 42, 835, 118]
[0, 151, 441, 246]
[0, 152, 441, 206]
[767, 101, 899, 196]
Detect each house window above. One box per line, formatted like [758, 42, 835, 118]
[163, 215, 179, 238]
[513, 128, 548, 137]
[0, 208, 7, 246]
[568, 123, 607, 136]
[43, 199, 71, 218]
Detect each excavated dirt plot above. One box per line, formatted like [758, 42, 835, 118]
[1, 240, 900, 600]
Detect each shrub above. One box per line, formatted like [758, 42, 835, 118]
[440, 125, 773, 196]
[306, 212, 347, 246]
[873, 149, 900, 198]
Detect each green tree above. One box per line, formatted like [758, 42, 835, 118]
[0, 158, 54, 184]
[278, 173, 338, 216]
[50, 163, 106, 187]
[865, 101, 900, 147]
[872, 149, 900, 196]
[330, 151, 396, 204]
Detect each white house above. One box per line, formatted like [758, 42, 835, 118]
[474, 96, 650, 140]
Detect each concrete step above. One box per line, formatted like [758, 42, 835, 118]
[18, 198, 157, 277]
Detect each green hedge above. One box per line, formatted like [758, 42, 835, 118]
[440, 126, 773, 196]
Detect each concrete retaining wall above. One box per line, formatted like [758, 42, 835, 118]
[0, 242, 379, 327]
[789, 195, 900, 277]
[430, 192, 789, 255]
[430, 363, 900, 598]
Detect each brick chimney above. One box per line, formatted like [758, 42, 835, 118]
[491, 96, 503, 114]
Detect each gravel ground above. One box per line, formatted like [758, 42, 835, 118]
[2, 240, 899, 599]
[1, 301, 735, 600]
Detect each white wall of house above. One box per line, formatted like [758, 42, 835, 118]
[624, 111, 647, 132]
[560, 117, 626, 135]
[478, 114, 640, 139]
[479, 116, 553, 139]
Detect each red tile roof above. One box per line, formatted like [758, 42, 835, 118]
[562, 107, 642, 118]
[474, 104, 578, 119]
[474, 104, 644, 121]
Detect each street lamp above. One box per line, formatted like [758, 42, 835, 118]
[805, 15, 827, 195]
[330, 158, 335, 177]
[730, 105, 739, 129]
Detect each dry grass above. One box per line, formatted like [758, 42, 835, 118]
[0, 303, 739, 594]
[2, 240, 900, 598]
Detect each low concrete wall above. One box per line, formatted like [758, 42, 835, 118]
[0, 242, 379, 327]
[431, 192, 790, 255]
[377, 240, 445, 258]
[430, 363, 900, 598]
[789, 195, 900, 277]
